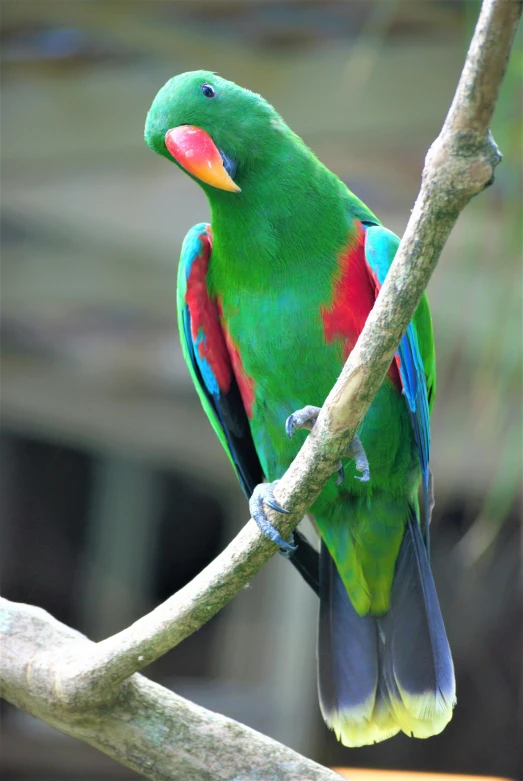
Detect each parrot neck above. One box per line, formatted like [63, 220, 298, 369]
[205, 134, 369, 293]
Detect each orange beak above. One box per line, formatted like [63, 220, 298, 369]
[164, 126, 241, 193]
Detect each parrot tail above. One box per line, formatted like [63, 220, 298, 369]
[317, 513, 456, 747]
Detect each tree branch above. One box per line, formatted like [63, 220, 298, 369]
[1, 1, 520, 778]
[0, 597, 342, 781]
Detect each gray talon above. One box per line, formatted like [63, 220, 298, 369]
[286, 405, 370, 485]
[279, 532, 297, 559]
[265, 496, 290, 515]
[249, 481, 296, 552]
[285, 405, 320, 439]
[345, 434, 371, 482]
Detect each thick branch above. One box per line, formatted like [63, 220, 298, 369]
[1, 1, 520, 778]
[0, 597, 342, 781]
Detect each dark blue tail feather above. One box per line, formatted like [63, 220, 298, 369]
[317, 543, 400, 745]
[318, 542, 378, 719]
[378, 513, 455, 736]
[317, 516, 455, 745]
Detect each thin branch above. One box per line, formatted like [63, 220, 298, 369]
[49, 0, 520, 709]
[445, 0, 521, 134]
[0, 1, 520, 778]
[0, 598, 343, 781]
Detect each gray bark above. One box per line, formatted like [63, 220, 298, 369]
[0, 598, 340, 781]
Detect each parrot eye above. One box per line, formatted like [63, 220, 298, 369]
[201, 83, 216, 99]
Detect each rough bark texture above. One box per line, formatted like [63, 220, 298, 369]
[0, 598, 342, 781]
[1, 1, 520, 779]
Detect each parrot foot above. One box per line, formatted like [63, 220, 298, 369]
[345, 435, 371, 483]
[249, 481, 296, 553]
[286, 405, 370, 484]
[285, 405, 320, 437]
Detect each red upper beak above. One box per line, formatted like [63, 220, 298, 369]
[165, 126, 240, 192]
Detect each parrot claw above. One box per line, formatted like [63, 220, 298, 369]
[285, 405, 320, 439]
[249, 481, 296, 553]
[286, 405, 370, 484]
[345, 434, 371, 482]
[278, 532, 297, 559]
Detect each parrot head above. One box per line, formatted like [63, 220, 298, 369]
[144, 70, 287, 195]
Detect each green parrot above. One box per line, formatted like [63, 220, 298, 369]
[145, 71, 456, 747]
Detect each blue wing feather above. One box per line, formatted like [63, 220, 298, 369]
[363, 225, 433, 547]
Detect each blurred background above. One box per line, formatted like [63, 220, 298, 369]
[1, 1, 521, 779]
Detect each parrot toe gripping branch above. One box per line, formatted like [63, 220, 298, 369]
[248, 480, 294, 553]
[145, 70, 456, 747]
[286, 405, 370, 485]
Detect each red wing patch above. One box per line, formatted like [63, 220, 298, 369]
[219, 303, 256, 419]
[321, 221, 374, 359]
[321, 221, 401, 389]
[184, 230, 232, 394]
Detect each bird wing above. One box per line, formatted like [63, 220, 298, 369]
[363, 224, 436, 543]
[177, 223, 263, 496]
